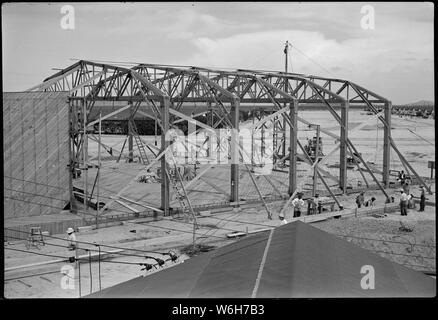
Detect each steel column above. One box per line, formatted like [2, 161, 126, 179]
[230, 99, 240, 203]
[383, 101, 392, 186]
[68, 99, 75, 213]
[339, 101, 349, 191]
[313, 125, 320, 197]
[160, 97, 170, 216]
[289, 100, 298, 196]
[128, 120, 134, 163]
[82, 100, 88, 215]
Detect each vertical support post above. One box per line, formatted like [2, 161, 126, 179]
[339, 101, 349, 192]
[251, 111, 254, 165]
[154, 113, 158, 147]
[192, 220, 196, 251]
[313, 125, 320, 197]
[230, 99, 240, 203]
[88, 250, 92, 294]
[383, 101, 392, 187]
[68, 99, 75, 213]
[206, 102, 212, 158]
[289, 100, 298, 196]
[216, 128, 221, 165]
[161, 97, 170, 216]
[128, 120, 133, 163]
[282, 115, 287, 158]
[261, 126, 265, 157]
[284, 42, 289, 159]
[272, 115, 277, 164]
[83, 100, 88, 215]
[98, 245, 101, 291]
[78, 259, 81, 298]
[96, 112, 101, 229]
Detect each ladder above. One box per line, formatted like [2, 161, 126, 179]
[129, 120, 149, 165]
[25, 227, 45, 249]
[165, 158, 198, 229]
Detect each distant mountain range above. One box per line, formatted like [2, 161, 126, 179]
[402, 100, 434, 106]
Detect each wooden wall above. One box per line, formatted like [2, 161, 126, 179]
[3, 92, 70, 220]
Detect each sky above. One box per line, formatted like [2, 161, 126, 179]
[2, 2, 434, 104]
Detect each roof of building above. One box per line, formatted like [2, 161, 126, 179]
[88, 221, 435, 298]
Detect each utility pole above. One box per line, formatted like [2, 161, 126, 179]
[282, 40, 290, 158]
[284, 40, 289, 73]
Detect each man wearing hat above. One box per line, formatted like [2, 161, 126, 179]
[278, 212, 288, 225]
[66, 228, 77, 251]
[355, 192, 365, 208]
[364, 197, 376, 207]
[399, 189, 409, 216]
[291, 193, 305, 217]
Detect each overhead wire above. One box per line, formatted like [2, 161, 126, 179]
[4, 247, 173, 282]
[5, 247, 68, 259]
[4, 193, 239, 240]
[6, 185, 436, 252]
[4, 234, 166, 260]
[291, 45, 334, 76]
[197, 210, 244, 245]
[4, 175, 140, 206]
[5, 270, 63, 282]
[4, 176, 276, 234]
[406, 128, 435, 146]
[5, 174, 436, 250]
[248, 46, 280, 70]
[4, 227, 181, 256]
[6, 235, 434, 281]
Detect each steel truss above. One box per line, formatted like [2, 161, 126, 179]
[27, 60, 432, 217]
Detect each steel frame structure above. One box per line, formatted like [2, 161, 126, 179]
[27, 60, 432, 217]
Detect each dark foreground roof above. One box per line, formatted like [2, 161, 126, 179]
[89, 221, 435, 298]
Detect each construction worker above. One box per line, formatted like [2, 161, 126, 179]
[307, 194, 320, 215]
[364, 197, 376, 207]
[418, 186, 426, 212]
[407, 193, 416, 209]
[399, 189, 409, 216]
[356, 192, 365, 208]
[403, 180, 410, 194]
[66, 228, 77, 251]
[291, 193, 305, 217]
[278, 212, 288, 224]
[398, 170, 406, 185]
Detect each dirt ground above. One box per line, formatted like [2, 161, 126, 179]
[5, 190, 435, 298]
[313, 206, 436, 272]
[72, 109, 435, 216]
[4, 110, 435, 298]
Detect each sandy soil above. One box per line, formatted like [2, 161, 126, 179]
[313, 206, 436, 272]
[5, 191, 435, 298]
[4, 110, 435, 298]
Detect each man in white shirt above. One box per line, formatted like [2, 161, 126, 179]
[291, 193, 305, 217]
[66, 227, 77, 251]
[399, 189, 409, 216]
[278, 212, 288, 224]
